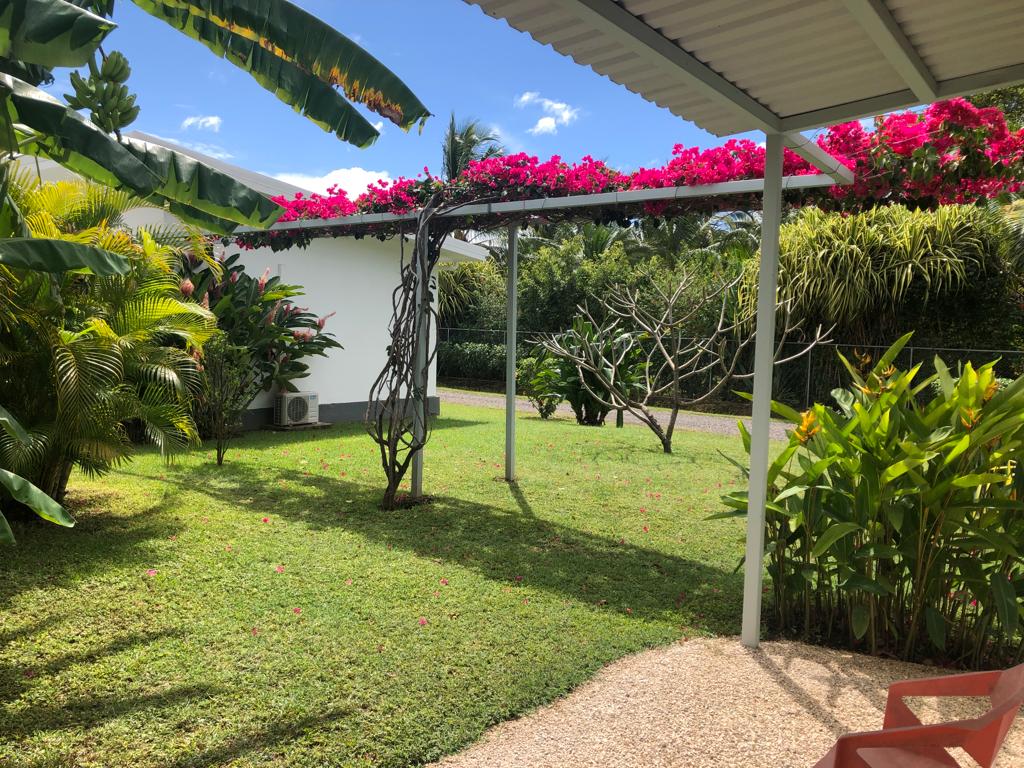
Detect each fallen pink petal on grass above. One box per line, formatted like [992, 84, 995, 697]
[275, 565, 285, 574]
[440, 578, 449, 586]
[261, 517, 270, 523]
[292, 607, 302, 614]
[145, 569, 158, 577]
[418, 617, 428, 626]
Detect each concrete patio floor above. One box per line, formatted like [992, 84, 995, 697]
[432, 637, 1024, 768]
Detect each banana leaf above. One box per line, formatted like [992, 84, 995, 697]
[128, 0, 430, 138]
[3, 73, 159, 192]
[0, 0, 114, 68]
[0, 403, 30, 444]
[0, 236, 129, 274]
[119, 135, 283, 229]
[0, 468, 75, 545]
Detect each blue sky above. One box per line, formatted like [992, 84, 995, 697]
[46, 0, 762, 194]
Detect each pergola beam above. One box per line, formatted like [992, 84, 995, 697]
[783, 133, 854, 184]
[237, 175, 846, 237]
[547, 0, 783, 134]
[840, 0, 937, 102]
[781, 62, 1024, 133]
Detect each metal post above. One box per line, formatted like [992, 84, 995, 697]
[741, 133, 784, 649]
[411, 225, 429, 498]
[505, 225, 519, 482]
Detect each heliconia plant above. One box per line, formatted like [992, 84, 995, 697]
[717, 334, 1024, 668]
[252, 98, 1024, 251]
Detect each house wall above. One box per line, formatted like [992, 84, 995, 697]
[235, 236, 440, 426]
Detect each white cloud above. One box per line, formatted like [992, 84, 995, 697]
[528, 116, 557, 136]
[515, 91, 580, 134]
[181, 115, 223, 132]
[372, 120, 385, 136]
[144, 132, 234, 160]
[273, 167, 392, 195]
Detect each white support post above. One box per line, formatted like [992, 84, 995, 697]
[741, 133, 784, 649]
[505, 225, 519, 482]
[410, 225, 429, 499]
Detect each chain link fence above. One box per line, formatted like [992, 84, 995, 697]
[439, 326, 1024, 410]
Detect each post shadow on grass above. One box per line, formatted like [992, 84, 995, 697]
[0, 491, 183, 608]
[141, 461, 742, 632]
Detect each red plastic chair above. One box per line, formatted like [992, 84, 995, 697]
[813, 663, 1024, 767]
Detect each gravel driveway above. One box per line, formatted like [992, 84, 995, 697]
[440, 388, 790, 441]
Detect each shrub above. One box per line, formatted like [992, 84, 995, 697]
[516, 355, 562, 418]
[195, 336, 261, 466]
[720, 334, 1024, 668]
[437, 341, 508, 382]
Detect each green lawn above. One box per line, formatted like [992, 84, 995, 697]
[0, 404, 751, 767]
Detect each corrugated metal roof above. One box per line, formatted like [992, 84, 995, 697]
[464, 0, 1024, 136]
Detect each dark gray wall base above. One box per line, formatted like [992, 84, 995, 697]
[243, 397, 441, 431]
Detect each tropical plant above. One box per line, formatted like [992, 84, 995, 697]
[516, 354, 562, 419]
[441, 113, 503, 181]
[176, 251, 341, 399]
[719, 335, 1024, 668]
[0, 176, 218, 502]
[1, 0, 430, 237]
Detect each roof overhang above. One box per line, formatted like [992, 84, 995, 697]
[463, 0, 1024, 138]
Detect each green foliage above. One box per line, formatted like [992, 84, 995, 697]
[195, 334, 259, 466]
[437, 341, 508, 382]
[516, 355, 562, 419]
[64, 51, 139, 134]
[177, 251, 341, 397]
[743, 205, 1019, 344]
[541, 318, 627, 427]
[720, 335, 1024, 667]
[441, 113, 502, 181]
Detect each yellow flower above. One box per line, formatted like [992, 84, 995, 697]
[795, 410, 820, 444]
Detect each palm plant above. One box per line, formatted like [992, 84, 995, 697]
[1, 177, 216, 511]
[441, 113, 503, 181]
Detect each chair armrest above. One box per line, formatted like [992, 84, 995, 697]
[833, 721, 972, 764]
[884, 670, 1002, 728]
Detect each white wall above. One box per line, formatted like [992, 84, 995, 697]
[237, 236, 440, 413]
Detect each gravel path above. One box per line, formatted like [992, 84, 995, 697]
[440, 388, 790, 441]
[432, 637, 1024, 768]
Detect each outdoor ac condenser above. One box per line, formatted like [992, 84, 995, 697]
[274, 391, 319, 427]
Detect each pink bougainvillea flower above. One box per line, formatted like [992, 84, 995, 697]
[261, 517, 270, 523]
[292, 607, 302, 615]
[145, 569, 158, 577]
[344, 578, 353, 586]
[440, 578, 449, 586]
[642, 525, 650, 533]
[418, 617, 428, 626]
[275, 565, 285, 574]
[513, 575, 523, 583]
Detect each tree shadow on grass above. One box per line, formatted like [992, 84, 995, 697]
[141, 461, 743, 633]
[0, 489, 182, 608]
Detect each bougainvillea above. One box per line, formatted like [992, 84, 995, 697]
[244, 99, 1024, 250]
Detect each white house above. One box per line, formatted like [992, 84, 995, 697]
[19, 132, 486, 427]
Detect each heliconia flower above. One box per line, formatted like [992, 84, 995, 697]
[317, 311, 336, 331]
[200, 293, 210, 309]
[257, 267, 272, 293]
[179, 278, 195, 297]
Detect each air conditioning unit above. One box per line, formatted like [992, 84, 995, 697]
[274, 391, 319, 427]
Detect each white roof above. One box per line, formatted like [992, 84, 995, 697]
[464, 0, 1024, 137]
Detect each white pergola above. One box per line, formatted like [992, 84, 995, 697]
[242, 0, 1024, 649]
[460, 0, 1024, 648]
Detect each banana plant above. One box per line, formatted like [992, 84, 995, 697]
[0, 0, 430, 237]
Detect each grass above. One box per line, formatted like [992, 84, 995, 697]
[0, 403, 752, 767]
